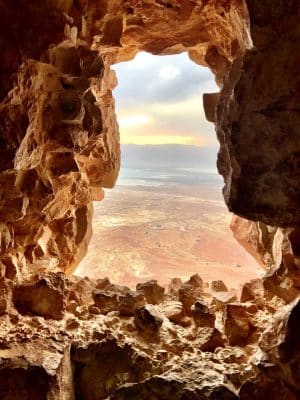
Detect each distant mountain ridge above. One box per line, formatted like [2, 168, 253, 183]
[121, 144, 218, 170]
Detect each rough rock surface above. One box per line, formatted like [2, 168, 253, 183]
[0, 272, 298, 399]
[0, 0, 250, 278]
[0, 1, 300, 399]
[216, 0, 300, 227]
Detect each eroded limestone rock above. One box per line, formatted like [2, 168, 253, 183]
[224, 304, 256, 346]
[13, 273, 66, 320]
[0, 1, 299, 399]
[191, 300, 216, 328]
[136, 280, 165, 305]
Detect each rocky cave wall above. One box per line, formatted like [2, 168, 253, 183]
[0, 0, 300, 399]
[0, 0, 251, 279]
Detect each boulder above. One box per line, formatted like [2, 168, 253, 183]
[198, 328, 225, 352]
[168, 277, 183, 295]
[13, 273, 66, 320]
[240, 278, 264, 303]
[185, 274, 204, 289]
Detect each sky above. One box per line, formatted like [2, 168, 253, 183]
[112, 52, 219, 147]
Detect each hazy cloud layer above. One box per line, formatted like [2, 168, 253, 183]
[112, 52, 219, 147]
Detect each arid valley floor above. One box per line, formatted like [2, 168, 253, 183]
[77, 183, 263, 290]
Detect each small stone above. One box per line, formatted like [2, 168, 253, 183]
[224, 304, 256, 346]
[211, 280, 228, 292]
[192, 300, 216, 328]
[162, 301, 189, 326]
[95, 277, 111, 290]
[92, 290, 119, 314]
[88, 305, 101, 315]
[212, 290, 238, 311]
[134, 305, 163, 333]
[136, 280, 165, 305]
[179, 284, 202, 315]
[168, 278, 183, 295]
[199, 328, 225, 352]
[240, 279, 264, 303]
[119, 291, 146, 316]
[185, 274, 204, 288]
[66, 318, 80, 330]
[66, 300, 78, 313]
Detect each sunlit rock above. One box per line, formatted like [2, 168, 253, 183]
[178, 284, 203, 316]
[162, 300, 191, 327]
[211, 280, 228, 293]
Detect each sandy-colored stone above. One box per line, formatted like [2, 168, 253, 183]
[192, 300, 216, 328]
[211, 280, 228, 292]
[92, 290, 120, 314]
[168, 277, 183, 295]
[179, 284, 203, 315]
[13, 273, 66, 320]
[212, 290, 238, 311]
[198, 327, 225, 352]
[240, 279, 264, 303]
[119, 291, 146, 316]
[136, 280, 165, 305]
[224, 304, 256, 346]
[162, 300, 190, 327]
[134, 305, 163, 333]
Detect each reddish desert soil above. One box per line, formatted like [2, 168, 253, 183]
[76, 184, 263, 290]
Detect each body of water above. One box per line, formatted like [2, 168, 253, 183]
[117, 167, 223, 187]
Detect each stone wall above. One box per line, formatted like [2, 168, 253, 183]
[0, 1, 300, 399]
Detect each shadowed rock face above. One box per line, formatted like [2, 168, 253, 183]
[0, 367, 49, 400]
[0, 0, 300, 399]
[216, 0, 300, 227]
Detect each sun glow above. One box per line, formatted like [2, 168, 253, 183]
[118, 114, 154, 128]
[120, 134, 208, 146]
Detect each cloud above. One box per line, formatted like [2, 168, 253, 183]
[112, 52, 217, 108]
[118, 114, 154, 128]
[159, 65, 181, 80]
[112, 51, 219, 147]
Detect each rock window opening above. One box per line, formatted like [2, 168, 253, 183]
[76, 52, 263, 292]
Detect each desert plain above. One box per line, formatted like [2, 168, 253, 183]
[77, 183, 263, 290]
